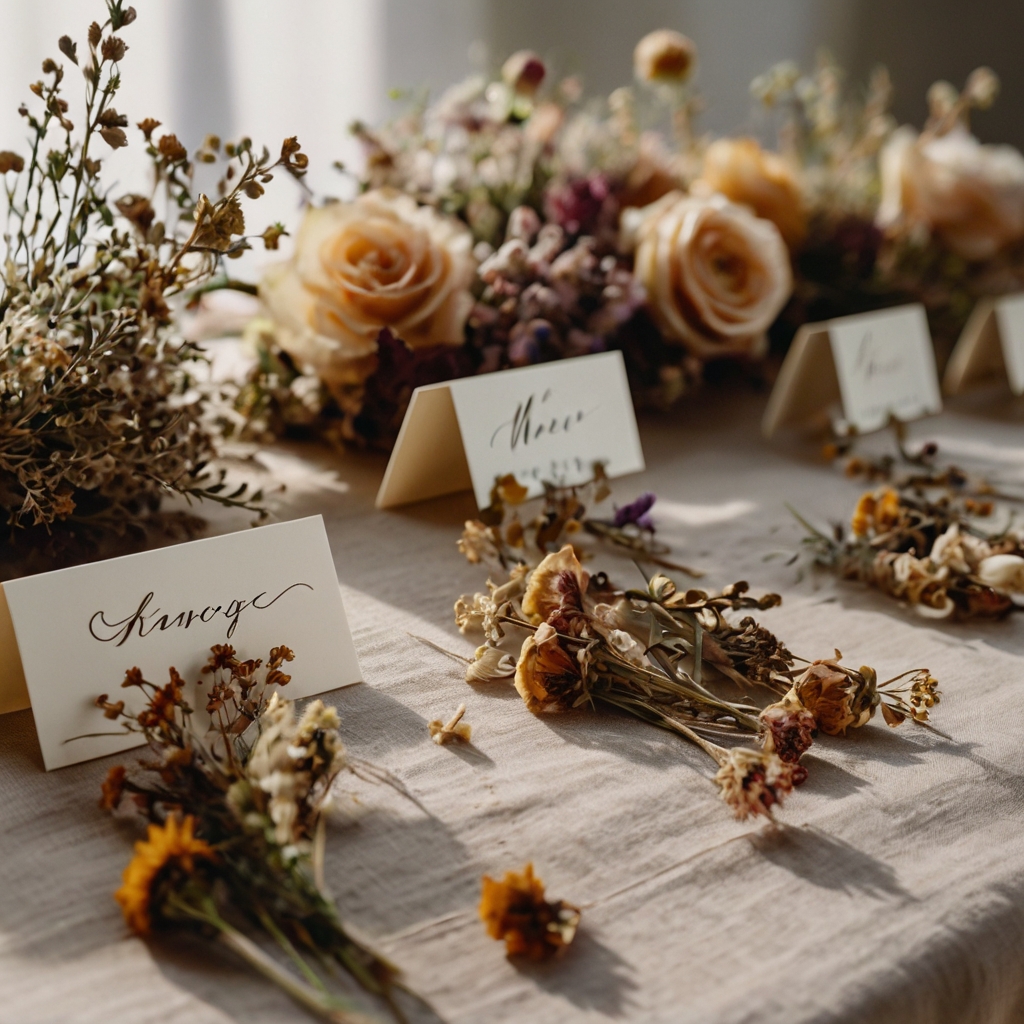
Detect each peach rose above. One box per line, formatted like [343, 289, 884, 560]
[878, 125, 1024, 261]
[261, 188, 475, 390]
[699, 137, 806, 248]
[623, 190, 792, 359]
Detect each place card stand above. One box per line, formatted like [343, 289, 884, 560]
[376, 351, 646, 510]
[763, 304, 942, 437]
[944, 295, 1024, 396]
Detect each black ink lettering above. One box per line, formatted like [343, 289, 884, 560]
[89, 592, 155, 647]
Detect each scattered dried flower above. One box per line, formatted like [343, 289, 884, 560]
[480, 863, 580, 959]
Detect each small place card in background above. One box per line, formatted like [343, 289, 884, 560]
[763, 304, 941, 436]
[376, 351, 646, 509]
[944, 293, 1024, 396]
[0, 516, 361, 771]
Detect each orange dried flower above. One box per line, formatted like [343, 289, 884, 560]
[850, 491, 876, 537]
[479, 863, 580, 960]
[793, 658, 878, 735]
[514, 622, 586, 713]
[114, 815, 216, 935]
[873, 488, 901, 532]
[99, 765, 127, 810]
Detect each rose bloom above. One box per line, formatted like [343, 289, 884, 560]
[261, 188, 475, 395]
[878, 125, 1024, 261]
[624, 190, 792, 359]
[699, 137, 806, 248]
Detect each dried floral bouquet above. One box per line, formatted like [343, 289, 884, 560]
[796, 485, 1024, 620]
[454, 488, 939, 820]
[0, 0, 306, 559]
[233, 25, 1024, 448]
[94, 645, 418, 1023]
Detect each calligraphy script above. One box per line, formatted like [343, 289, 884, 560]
[490, 388, 599, 452]
[88, 582, 313, 647]
[855, 329, 902, 380]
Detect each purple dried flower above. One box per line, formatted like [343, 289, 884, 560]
[613, 492, 656, 531]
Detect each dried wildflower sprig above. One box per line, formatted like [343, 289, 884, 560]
[454, 543, 940, 820]
[479, 863, 580, 960]
[459, 463, 696, 576]
[794, 484, 1024, 619]
[823, 418, 1024, 505]
[0, 1, 305, 550]
[92, 645, 414, 1023]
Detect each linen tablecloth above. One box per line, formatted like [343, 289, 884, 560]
[2, 386, 1024, 1024]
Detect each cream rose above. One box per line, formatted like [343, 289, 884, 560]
[623, 190, 792, 359]
[878, 125, 1024, 261]
[261, 188, 475, 390]
[699, 137, 806, 248]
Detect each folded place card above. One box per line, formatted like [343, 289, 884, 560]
[0, 516, 361, 771]
[763, 304, 942, 437]
[944, 294, 1024, 396]
[376, 350, 646, 510]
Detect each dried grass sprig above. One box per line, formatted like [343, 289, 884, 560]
[458, 463, 699, 577]
[0, 1, 306, 556]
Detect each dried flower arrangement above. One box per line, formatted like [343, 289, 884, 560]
[792, 422, 1024, 620]
[231, 29, 1024, 449]
[752, 58, 1024, 352]
[0, 1, 305, 559]
[796, 485, 1024, 620]
[233, 29, 794, 448]
[93, 645, 419, 1023]
[454, 523, 939, 821]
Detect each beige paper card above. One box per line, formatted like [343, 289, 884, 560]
[944, 294, 1024, 395]
[376, 351, 645, 510]
[764, 304, 941, 436]
[0, 516, 362, 771]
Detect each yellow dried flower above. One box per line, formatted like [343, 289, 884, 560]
[850, 491, 876, 537]
[114, 816, 216, 935]
[480, 863, 580, 960]
[514, 622, 586, 713]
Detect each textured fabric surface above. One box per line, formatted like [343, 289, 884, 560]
[2, 387, 1024, 1024]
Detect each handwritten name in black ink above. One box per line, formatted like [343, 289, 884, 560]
[490, 388, 600, 452]
[855, 329, 902, 380]
[88, 583, 314, 647]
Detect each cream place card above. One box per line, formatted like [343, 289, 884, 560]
[763, 304, 941, 436]
[376, 351, 646, 509]
[0, 516, 361, 771]
[944, 294, 1024, 396]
